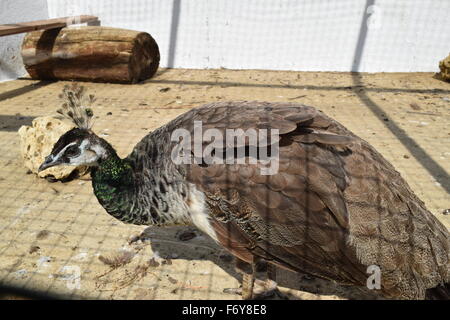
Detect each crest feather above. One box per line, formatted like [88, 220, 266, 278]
[57, 83, 96, 130]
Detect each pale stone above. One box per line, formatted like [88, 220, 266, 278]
[18, 116, 89, 180]
[439, 53, 450, 82]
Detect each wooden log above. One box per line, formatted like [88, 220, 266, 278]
[22, 26, 160, 83]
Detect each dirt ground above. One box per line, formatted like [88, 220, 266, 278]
[0, 68, 449, 300]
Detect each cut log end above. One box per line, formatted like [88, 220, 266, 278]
[130, 32, 160, 83]
[22, 26, 160, 84]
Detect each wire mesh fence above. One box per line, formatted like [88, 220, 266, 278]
[0, 68, 449, 299]
[0, 0, 449, 300]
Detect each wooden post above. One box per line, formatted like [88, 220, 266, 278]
[22, 26, 160, 83]
[0, 16, 98, 37]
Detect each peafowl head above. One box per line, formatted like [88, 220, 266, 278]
[38, 127, 112, 171]
[38, 84, 114, 172]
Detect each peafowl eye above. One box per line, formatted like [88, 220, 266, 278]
[65, 145, 79, 157]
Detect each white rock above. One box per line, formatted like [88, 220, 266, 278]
[18, 116, 88, 180]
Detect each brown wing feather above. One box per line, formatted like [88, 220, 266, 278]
[167, 101, 450, 299]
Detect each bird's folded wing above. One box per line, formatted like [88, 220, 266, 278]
[173, 102, 368, 284]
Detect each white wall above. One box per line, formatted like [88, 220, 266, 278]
[0, 0, 48, 82]
[47, 0, 450, 73]
[1, 0, 449, 82]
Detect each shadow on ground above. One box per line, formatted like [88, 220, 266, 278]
[0, 114, 34, 132]
[141, 226, 382, 300]
[0, 80, 53, 103]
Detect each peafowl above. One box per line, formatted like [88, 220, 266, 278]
[39, 84, 450, 299]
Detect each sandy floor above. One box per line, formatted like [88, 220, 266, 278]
[0, 68, 449, 300]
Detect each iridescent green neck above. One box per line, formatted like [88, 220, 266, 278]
[91, 154, 137, 224]
[90, 138, 191, 227]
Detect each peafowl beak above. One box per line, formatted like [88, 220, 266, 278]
[38, 155, 62, 172]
